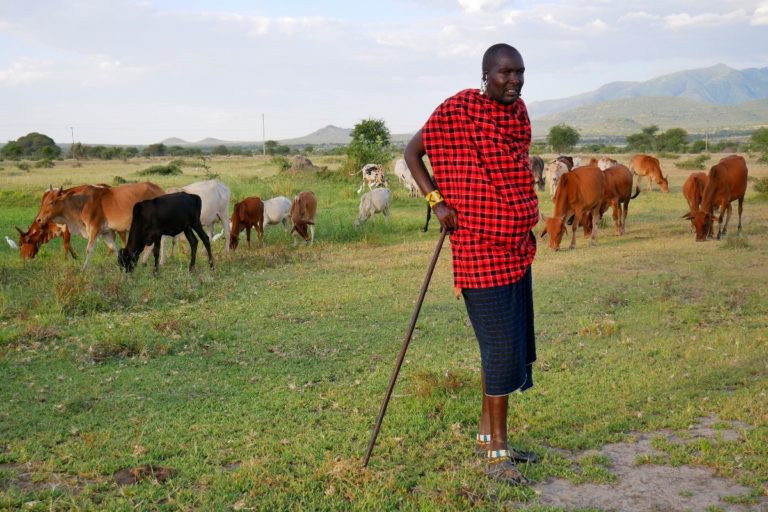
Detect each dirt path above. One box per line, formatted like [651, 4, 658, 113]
[528, 415, 766, 511]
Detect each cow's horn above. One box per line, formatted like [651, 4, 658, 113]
[15, 226, 24, 235]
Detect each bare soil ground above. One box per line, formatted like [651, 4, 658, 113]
[527, 415, 767, 511]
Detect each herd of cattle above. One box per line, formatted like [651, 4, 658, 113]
[10, 151, 751, 271]
[534, 153, 748, 249]
[15, 180, 318, 273]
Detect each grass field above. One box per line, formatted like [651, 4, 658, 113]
[1, 153, 767, 510]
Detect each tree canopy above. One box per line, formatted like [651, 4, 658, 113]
[1, 132, 61, 160]
[547, 124, 580, 154]
[344, 118, 394, 173]
[350, 118, 390, 147]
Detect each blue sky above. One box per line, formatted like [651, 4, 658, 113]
[1, 0, 767, 144]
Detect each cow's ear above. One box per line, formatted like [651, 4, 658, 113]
[681, 212, 693, 220]
[16, 226, 24, 235]
[58, 185, 63, 194]
[539, 228, 548, 239]
[48, 184, 53, 192]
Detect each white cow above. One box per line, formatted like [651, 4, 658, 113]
[354, 188, 391, 227]
[597, 157, 619, 171]
[356, 164, 388, 194]
[545, 160, 569, 198]
[393, 158, 420, 197]
[263, 196, 292, 231]
[162, 179, 231, 261]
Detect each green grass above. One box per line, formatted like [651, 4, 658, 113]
[1, 154, 767, 510]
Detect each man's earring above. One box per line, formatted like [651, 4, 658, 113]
[480, 77, 487, 94]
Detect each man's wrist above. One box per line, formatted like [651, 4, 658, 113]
[425, 189, 445, 208]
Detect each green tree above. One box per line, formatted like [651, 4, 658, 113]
[547, 124, 580, 154]
[2, 132, 61, 159]
[345, 118, 393, 173]
[212, 145, 230, 156]
[689, 139, 707, 153]
[143, 143, 167, 157]
[70, 142, 85, 160]
[625, 125, 659, 152]
[350, 118, 391, 147]
[656, 128, 688, 152]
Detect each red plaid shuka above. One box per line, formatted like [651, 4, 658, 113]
[422, 88, 539, 289]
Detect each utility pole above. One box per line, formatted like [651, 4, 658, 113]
[262, 113, 266, 156]
[70, 126, 76, 160]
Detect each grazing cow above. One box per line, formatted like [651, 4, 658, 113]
[682, 172, 709, 222]
[263, 196, 293, 231]
[118, 192, 213, 274]
[597, 157, 619, 171]
[356, 164, 388, 194]
[354, 188, 391, 227]
[290, 191, 317, 245]
[540, 165, 604, 250]
[630, 154, 669, 192]
[229, 196, 264, 250]
[393, 159, 420, 197]
[582, 164, 640, 236]
[16, 222, 77, 260]
[683, 155, 748, 241]
[35, 182, 165, 269]
[545, 160, 570, 197]
[530, 155, 545, 191]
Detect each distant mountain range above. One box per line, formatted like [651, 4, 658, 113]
[160, 63, 768, 146]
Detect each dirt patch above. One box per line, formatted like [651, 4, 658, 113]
[113, 464, 176, 486]
[0, 462, 99, 495]
[529, 415, 764, 511]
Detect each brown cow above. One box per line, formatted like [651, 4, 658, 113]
[290, 190, 317, 245]
[36, 182, 165, 269]
[540, 165, 604, 250]
[583, 164, 640, 236]
[630, 154, 669, 192]
[683, 155, 748, 241]
[229, 196, 264, 250]
[681, 172, 709, 230]
[16, 222, 76, 260]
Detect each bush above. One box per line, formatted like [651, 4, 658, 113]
[757, 153, 768, 165]
[16, 162, 30, 171]
[136, 162, 182, 176]
[674, 154, 709, 170]
[33, 158, 55, 168]
[754, 176, 768, 196]
[270, 155, 291, 172]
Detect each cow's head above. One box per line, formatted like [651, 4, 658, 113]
[659, 175, 670, 193]
[540, 217, 567, 251]
[291, 221, 314, 241]
[229, 233, 240, 251]
[682, 211, 711, 241]
[16, 226, 40, 259]
[117, 248, 138, 272]
[35, 186, 66, 226]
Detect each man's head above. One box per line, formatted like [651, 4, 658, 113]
[481, 43, 524, 105]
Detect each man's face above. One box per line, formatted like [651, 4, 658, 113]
[485, 50, 525, 105]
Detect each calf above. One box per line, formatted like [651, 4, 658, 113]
[545, 160, 570, 197]
[263, 196, 292, 231]
[540, 165, 604, 250]
[17, 222, 77, 260]
[354, 188, 391, 227]
[118, 192, 213, 273]
[357, 164, 388, 194]
[290, 191, 317, 245]
[630, 154, 669, 192]
[683, 155, 748, 241]
[681, 172, 709, 229]
[530, 155, 545, 191]
[229, 196, 264, 250]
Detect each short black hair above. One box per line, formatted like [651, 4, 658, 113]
[482, 43, 520, 74]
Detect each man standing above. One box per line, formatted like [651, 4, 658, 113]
[404, 43, 539, 485]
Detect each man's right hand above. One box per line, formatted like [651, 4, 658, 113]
[433, 202, 458, 232]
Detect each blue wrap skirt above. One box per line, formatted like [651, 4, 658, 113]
[462, 267, 536, 396]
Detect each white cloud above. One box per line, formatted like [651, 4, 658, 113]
[751, 2, 768, 25]
[0, 59, 50, 86]
[663, 9, 749, 29]
[458, 0, 507, 14]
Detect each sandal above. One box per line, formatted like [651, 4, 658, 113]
[475, 436, 538, 463]
[485, 450, 530, 485]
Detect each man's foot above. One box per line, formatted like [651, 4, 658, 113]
[475, 440, 537, 464]
[485, 452, 529, 485]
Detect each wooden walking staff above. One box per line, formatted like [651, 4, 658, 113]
[362, 228, 448, 468]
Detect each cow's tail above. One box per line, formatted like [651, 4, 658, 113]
[631, 185, 641, 199]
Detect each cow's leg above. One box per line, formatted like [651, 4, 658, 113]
[184, 227, 198, 271]
[152, 239, 162, 274]
[309, 224, 315, 244]
[140, 244, 154, 265]
[590, 209, 599, 246]
[191, 222, 214, 269]
[221, 214, 231, 253]
[612, 203, 621, 236]
[246, 227, 251, 248]
[718, 203, 731, 239]
[737, 197, 744, 234]
[257, 223, 264, 245]
[422, 203, 431, 232]
[63, 227, 77, 259]
[622, 200, 629, 235]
